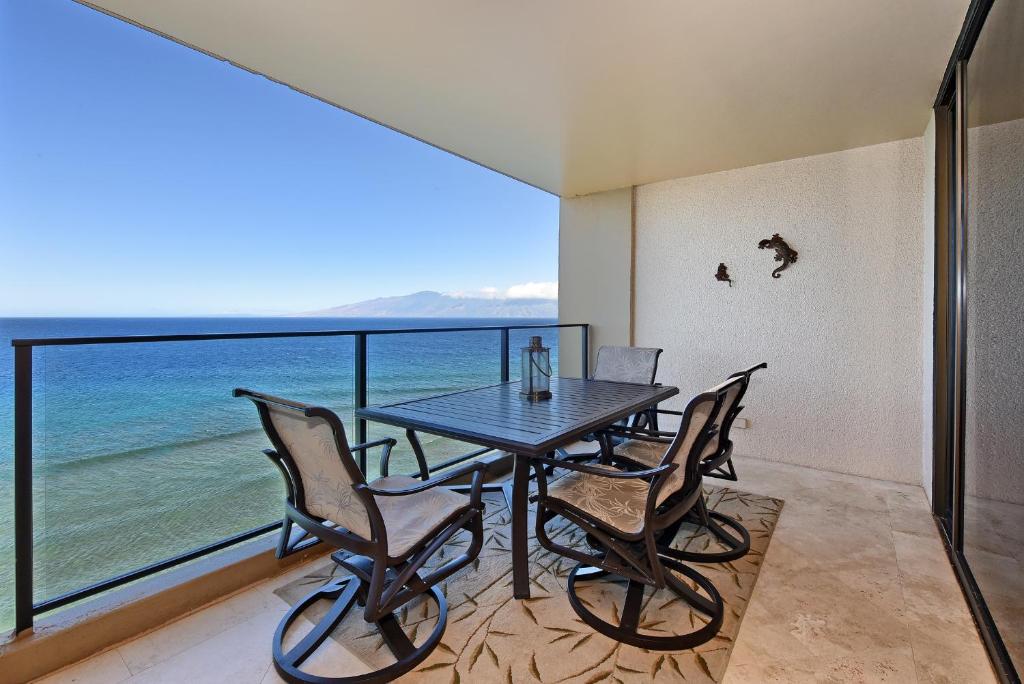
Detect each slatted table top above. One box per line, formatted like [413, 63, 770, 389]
[357, 377, 679, 456]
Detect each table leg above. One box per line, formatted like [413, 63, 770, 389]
[511, 452, 531, 600]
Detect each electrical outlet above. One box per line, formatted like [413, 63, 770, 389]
[733, 417, 751, 429]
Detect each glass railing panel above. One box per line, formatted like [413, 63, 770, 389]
[365, 328, 501, 479]
[0, 458, 9, 633]
[30, 335, 354, 609]
[1, 320, 573, 630]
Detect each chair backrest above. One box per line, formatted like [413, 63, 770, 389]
[592, 346, 663, 384]
[655, 376, 743, 503]
[234, 389, 375, 540]
[703, 362, 768, 460]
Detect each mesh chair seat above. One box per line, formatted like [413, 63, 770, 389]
[615, 438, 667, 470]
[615, 438, 709, 493]
[547, 464, 651, 535]
[371, 475, 471, 556]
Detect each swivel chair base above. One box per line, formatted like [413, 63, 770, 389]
[272, 574, 446, 684]
[656, 497, 751, 564]
[566, 558, 724, 651]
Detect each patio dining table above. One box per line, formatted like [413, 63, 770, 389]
[356, 376, 679, 599]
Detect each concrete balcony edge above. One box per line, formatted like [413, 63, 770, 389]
[0, 533, 330, 684]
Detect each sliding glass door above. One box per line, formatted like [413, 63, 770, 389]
[934, 1, 1023, 682]
[962, 0, 1024, 675]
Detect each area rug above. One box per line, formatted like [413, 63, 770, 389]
[275, 485, 783, 683]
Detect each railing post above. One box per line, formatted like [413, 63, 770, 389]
[354, 333, 368, 473]
[580, 324, 590, 378]
[500, 328, 510, 382]
[14, 344, 33, 634]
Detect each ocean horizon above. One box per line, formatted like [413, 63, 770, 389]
[0, 316, 562, 630]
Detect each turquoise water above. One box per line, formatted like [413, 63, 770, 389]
[0, 317, 563, 630]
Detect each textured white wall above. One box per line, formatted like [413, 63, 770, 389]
[964, 117, 1024, 504]
[634, 138, 926, 484]
[921, 114, 936, 501]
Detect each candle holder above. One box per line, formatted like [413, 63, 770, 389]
[520, 336, 552, 401]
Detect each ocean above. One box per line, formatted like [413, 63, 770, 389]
[0, 317, 562, 629]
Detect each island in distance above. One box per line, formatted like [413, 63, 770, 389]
[294, 290, 557, 318]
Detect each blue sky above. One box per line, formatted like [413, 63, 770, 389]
[0, 1, 558, 316]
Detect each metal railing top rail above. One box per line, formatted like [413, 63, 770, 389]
[10, 321, 590, 635]
[10, 322, 587, 347]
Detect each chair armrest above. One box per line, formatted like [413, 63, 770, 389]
[349, 437, 398, 453]
[605, 422, 718, 444]
[359, 460, 486, 497]
[347, 437, 398, 477]
[602, 425, 676, 442]
[529, 455, 671, 480]
[530, 456, 675, 503]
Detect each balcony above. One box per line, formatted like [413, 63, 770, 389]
[3, 1, 1022, 683]
[0, 322, 1002, 683]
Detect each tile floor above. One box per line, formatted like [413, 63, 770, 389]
[33, 457, 997, 683]
[720, 458, 995, 683]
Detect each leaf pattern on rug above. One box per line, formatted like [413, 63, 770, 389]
[274, 484, 783, 682]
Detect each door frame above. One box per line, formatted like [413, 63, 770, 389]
[931, 1, 1019, 681]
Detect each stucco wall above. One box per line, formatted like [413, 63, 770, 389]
[634, 138, 926, 484]
[921, 114, 936, 501]
[558, 188, 633, 376]
[964, 116, 1024, 504]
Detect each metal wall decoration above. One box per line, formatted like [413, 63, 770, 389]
[757, 233, 798, 278]
[715, 263, 732, 286]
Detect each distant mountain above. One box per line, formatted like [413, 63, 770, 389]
[295, 290, 557, 318]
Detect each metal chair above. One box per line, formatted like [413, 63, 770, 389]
[608, 362, 767, 562]
[554, 345, 663, 464]
[235, 389, 485, 684]
[530, 378, 740, 650]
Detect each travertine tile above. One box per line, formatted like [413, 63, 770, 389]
[724, 645, 919, 683]
[733, 565, 912, 662]
[260, 637, 372, 684]
[891, 530, 959, 585]
[904, 609, 995, 683]
[893, 535, 992, 682]
[122, 608, 282, 684]
[728, 457, 998, 684]
[117, 579, 288, 674]
[886, 488, 939, 538]
[34, 649, 132, 684]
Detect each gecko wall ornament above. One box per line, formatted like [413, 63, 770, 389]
[715, 263, 732, 286]
[757, 233, 798, 279]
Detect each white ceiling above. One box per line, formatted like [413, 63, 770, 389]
[79, 0, 968, 197]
